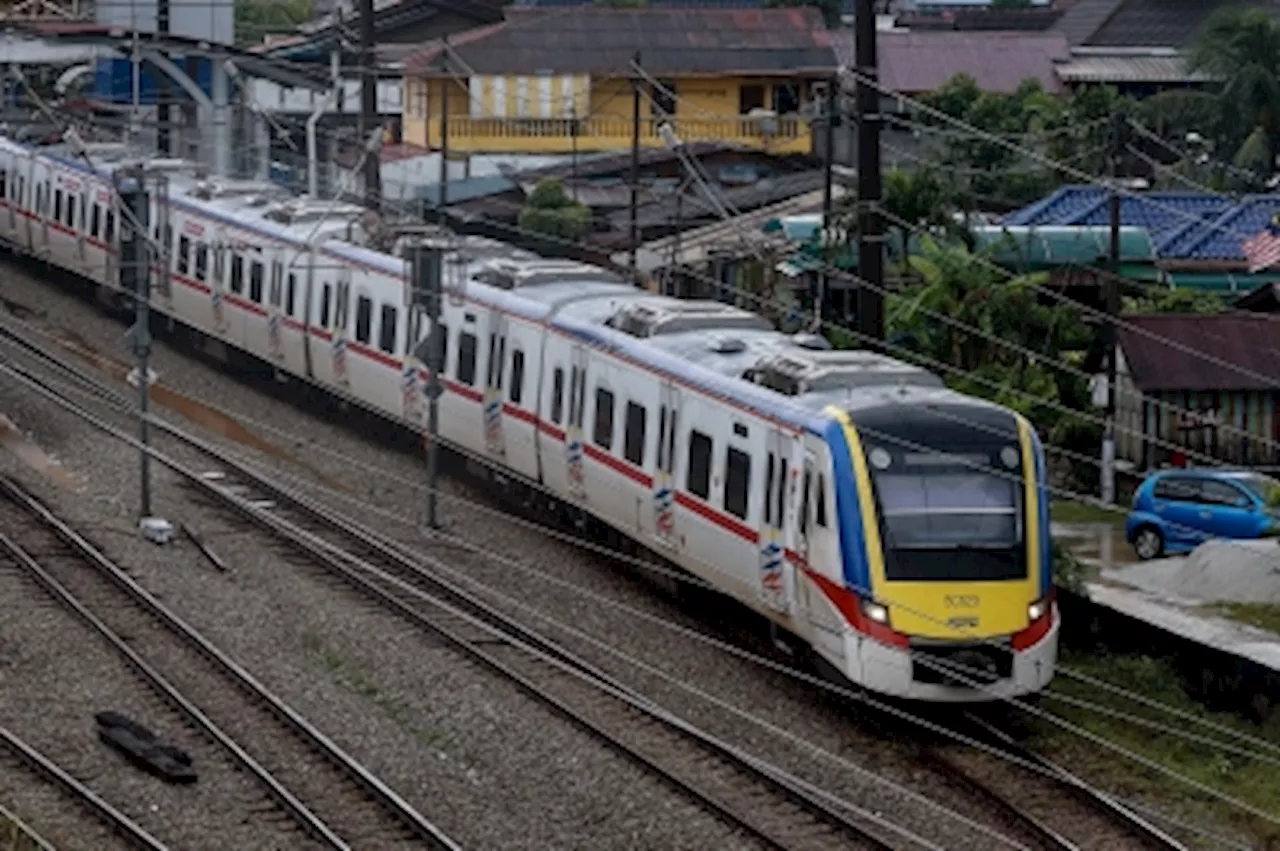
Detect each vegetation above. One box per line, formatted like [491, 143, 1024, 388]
[234, 0, 314, 45]
[1, 818, 41, 851]
[1124, 288, 1227, 315]
[1032, 651, 1280, 849]
[1050, 499, 1125, 526]
[519, 179, 592, 242]
[1210, 603, 1280, 635]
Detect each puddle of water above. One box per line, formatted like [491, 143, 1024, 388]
[44, 330, 353, 494]
[0, 414, 78, 490]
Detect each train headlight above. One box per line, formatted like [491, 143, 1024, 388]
[861, 598, 889, 624]
[1028, 598, 1049, 622]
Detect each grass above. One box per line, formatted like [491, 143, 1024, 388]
[1051, 499, 1126, 526]
[302, 630, 450, 750]
[1209, 603, 1280, 635]
[1030, 650, 1280, 849]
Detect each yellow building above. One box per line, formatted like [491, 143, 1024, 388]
[402, 7, 838, 156]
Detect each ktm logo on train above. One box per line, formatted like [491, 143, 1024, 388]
[944, 595, 980, 608]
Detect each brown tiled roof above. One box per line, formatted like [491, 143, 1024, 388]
[406, 7, 837, 76]
[832, 30, 1070, 94]
[1117, 313, 1280, 392]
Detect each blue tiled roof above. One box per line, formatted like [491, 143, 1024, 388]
[1003, 185, 1280, 262]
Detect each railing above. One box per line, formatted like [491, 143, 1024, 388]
[426, 115, 810, 152]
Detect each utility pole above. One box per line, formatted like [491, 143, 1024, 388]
[1102, 111, 1126, 505]
[438, 41, 449, 218]
[819, 76, 837, 324]
[629, 51, 642, 282]
[411, 243, 444, 529]
[358, 0, 381, 212]
[118, 166, 152, 518]
[156, 0, 170, 155]
[854, 0, 885, 346]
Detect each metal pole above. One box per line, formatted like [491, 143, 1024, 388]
[629, 51, 642, 282]
[1102, 111, 1125, 504]
[118, 167, 152, 518]
[359, 0, 382, 212]
[157, 0, 170, 155]
[412, 244, 444, 529]
[854, 0, 885, 345]
[819, 76, 836, 323]
[438, 42, 449, 215]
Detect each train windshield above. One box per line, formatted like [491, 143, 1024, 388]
[876, 472, 1020, 549]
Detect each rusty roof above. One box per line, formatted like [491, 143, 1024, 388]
[832, 29, 1069, 94]
[1117, 313, 1280, 392]
[406, 7, 837, 76]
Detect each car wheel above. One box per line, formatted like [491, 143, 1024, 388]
[1133, 526, 1164, 560]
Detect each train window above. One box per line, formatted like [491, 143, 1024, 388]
[777, 458, 788, 527]
[318, 282, 331, 326]
[687, 431, 712, 499]
[593, 387, 615, 450]
[378, 303, 397, 354]
[355, 296, 373, 344]
[0, 170, 6, 198]
[816, 474, 828, 527]
[509, 350, 525, 404]
[657, 408, 667, 470]
[194, 243, 208, 282]
[725, 447, 751, 520]
[177, 236, 190, 275]
[214, 247, 226, 285]
[764, 454, 776, 525]
[286, 274, 297, 316]
[66, 194, 76, 228]
[231, 255, 245, 295]
[105, 211, 115, 244]
[53, 189, 62, 223]
[551, 368, 565, 424]
[269, 261, 283, 307]
[495, 338, 507, 390]
[623, 401, 646, 467]
[457, 331, 478, 386]
[164, 225, 174, 266]
[250, 261, 265, 303]
[800, 470, 812, 535]
[90, 204, 100, 238]
[436, 323, 449, 370]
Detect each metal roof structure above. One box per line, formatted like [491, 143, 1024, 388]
[405, 7, 838, 77]
[1117, 313, 1280, 392]
[1053, 50, 1212, 84]
[1083, 0, 1280, 48]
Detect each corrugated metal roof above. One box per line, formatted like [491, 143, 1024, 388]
[1118, 314, 1280, 392]
[1052, 0, 1123, 46]
[1054, 53, 1210, 83]
[1085, 0, 1280, 48]
[406, 7, 837, 76]
[833, 30, 1069, 94]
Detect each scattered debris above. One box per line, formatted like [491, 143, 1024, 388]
[138, 517, 174, 545]
[180, 522, 227, 571]
[94, 711, 196, 785]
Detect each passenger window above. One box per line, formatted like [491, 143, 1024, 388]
[319, 282, 331, 326]
[53, 189, 62, 222]
[816, 473, 828, 527]
[510, 350, 525, 404]
[335, 280, 350, 330]
[286, 274, 297, 316]
[378, 303, 397, 354]
[105, 211, 115, 244]
[687, 430, 712, 499]
[1201, 480, 1249, 507]
[194, 243, 208, 282]
[551, 368, 565, 424]
[231, 255, 245, 295]
[725, 447, 751, 520]
[66, 194, 76, 227]
[178, 235, 190, 275]
[624, 401, 646, 466]
[593, 387, 615, 449]
[250, 260, 264, 303]
[269, 261, 283, 307]
[90, 203, 100, 238]
[355, 296, 373, 344]
[457, 331, 478, 385]
[214, 246, 225, 283]
[1153, 477, 1196, 502]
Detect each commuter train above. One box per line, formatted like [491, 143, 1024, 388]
[0, 136, 1057, 701]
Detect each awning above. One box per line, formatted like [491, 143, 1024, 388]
[1167, 271, 1280, 293]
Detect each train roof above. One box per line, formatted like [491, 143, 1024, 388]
[14, 137, 1010, 434]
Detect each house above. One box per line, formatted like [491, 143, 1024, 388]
[1115, 314, 1280, 469]
[401, 7, 838, 156]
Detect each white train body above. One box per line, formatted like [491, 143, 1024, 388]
[0, 139, 1059, 702]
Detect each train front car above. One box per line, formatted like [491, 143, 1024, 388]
[824, 400, 1057, 702]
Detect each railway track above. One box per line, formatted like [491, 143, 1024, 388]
[0, 320, 901, 849]
[0, 476, 460, 851]
[0, 725, 162, 851]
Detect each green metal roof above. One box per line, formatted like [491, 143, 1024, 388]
[973, 226, 1158, 268]
[1166, 271, 1280, 293]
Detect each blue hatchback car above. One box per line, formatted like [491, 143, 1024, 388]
[1126, 469, 1280, 560]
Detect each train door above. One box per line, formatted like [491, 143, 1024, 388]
[74, 185, 87, 269]
[757, 429, 790, 613]
[210, 228, 228, 334]
[267, 256, 285, 361]
[483, 314, 507, 458]
[651, 381, 680, 549]
[20, 160, 33, 252]
[796, 449, 816, 564]
[35, 170, 50, 255]
[332, 269, 351, 386]
[565, 345, 588, 501]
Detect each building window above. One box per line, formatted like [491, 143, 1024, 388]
[623, 401, 646, 467]
[772, 83, 800, 114]
[739, 84, 765, 114]
[725, 447, 751, 520]
[650, 80, 677, 118]
[687, 430, 712, 499]
[593, 387, 615, 449]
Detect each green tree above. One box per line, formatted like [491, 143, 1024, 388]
[880, 167, 959, 267]
[518, 179, 592, 242]
[235, 0, 314, 45]
[762, 0, 843, 29]
[1125, 288, 1226, 314]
